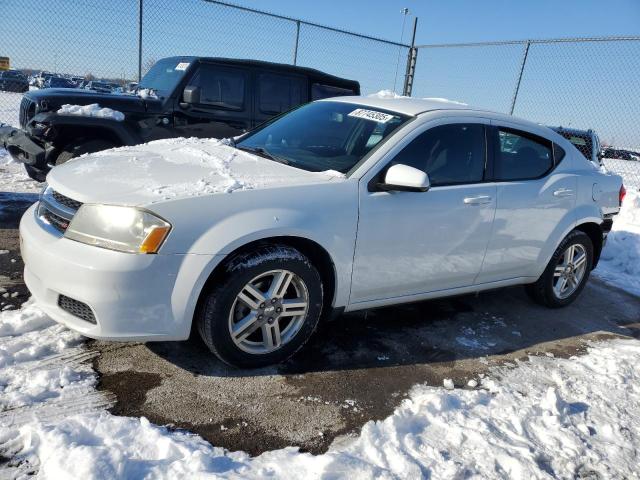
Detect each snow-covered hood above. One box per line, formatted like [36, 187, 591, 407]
[46, 138, 345, 206]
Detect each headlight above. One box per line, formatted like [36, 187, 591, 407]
[64, 205, 171, 254]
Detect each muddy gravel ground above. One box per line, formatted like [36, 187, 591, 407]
[2, 197, 639, 456]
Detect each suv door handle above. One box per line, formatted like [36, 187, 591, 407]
[463, 195, 492, 205]
[553, 188, 574, 197]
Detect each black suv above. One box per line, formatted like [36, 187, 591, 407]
[550, 126, 602, 166]
[1, 57, 359, 181]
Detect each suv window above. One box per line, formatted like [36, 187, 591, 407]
[190, 64, 245, 110]
[258, 73, 304, 115]
[495, 129, 553, 181]
[391, 123, 486, 186]
[312, 83, 356, 100]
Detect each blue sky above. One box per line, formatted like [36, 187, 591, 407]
[1, 0, 639, 145]
[230, 0, 639, 45]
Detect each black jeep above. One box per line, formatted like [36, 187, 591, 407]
[1, 57, 359, 181]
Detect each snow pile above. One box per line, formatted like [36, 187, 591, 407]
[0, 148, 41, 193]
[3, 298, 640, 478]
[57, 104, 125, 122]
[595, 188, 640, 296]
[368, 90, 468, 106]
[138, 88, 158, 100]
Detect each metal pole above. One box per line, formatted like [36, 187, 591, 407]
[509, 40, 530, 115]
[402, 16, 418, 96]
[293, 20, 301, 65]
[138, 0, 144, 82]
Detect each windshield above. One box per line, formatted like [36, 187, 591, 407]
[139, 57, 191, 95]
[237, 101, 410, 173]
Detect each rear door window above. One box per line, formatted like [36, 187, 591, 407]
[258, 73, 305, 114]
[190, 64, 246, 110]
[494, 128, 553, 181]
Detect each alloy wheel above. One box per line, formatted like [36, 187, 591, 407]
[553, 243, 587, 299]
[228, 269, 309, 354]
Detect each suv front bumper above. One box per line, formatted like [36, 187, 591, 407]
[0, 124, 47, 167]
[20, 203, 219, 342]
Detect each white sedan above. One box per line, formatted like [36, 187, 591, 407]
[20, 96, 624, 367]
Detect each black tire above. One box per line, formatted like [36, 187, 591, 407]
[197, 245, 324, 368]
[55, 139, 115, 165]
[526, 230, 593, 308]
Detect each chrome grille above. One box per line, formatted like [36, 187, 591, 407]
[37, 187, 82, 234]
[19, 96, 36, 129]
[52, 190, 83, 211]
[58, 295, 96, 324]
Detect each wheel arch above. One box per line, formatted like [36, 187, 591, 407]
[575, 221, 604, 268]
[192, 235, 339, 333]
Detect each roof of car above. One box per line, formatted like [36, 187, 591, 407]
[323, 95, 481, 116]
[160, 56, 360, 88]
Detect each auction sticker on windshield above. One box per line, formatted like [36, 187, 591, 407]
[175, 62, 190, 71]
[348, 109, 394, 123]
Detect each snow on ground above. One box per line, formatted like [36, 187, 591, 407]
[57, 103, 125, 122]
[603, 158, 640, 189]
[2, 300, 640, 478]
[594, 188, 640, 297]
[0, 149, 40, 194]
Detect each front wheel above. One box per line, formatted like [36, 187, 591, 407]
[197, 245, 323, 368]
[526, 230, 593, 308]
[55, 139, 116, 166]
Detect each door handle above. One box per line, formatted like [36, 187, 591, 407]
[553, 188, 574, 197]
[463, 195, 492, 205]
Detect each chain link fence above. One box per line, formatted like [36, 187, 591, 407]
[1, 0, 638, 187]
[414, 37, 640, 187]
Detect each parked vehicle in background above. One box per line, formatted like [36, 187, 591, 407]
[44, 77, 77, 89]
[84, 81, 113, 94]
[602, 147, 640, 161]
[34, 71, 55, 89]
[1, 56, 360, 181]
[126, 81, 139, 93]
[19, 97, 623, 367]
[551, 127, 602, 166]
[0, 70, 29, 92]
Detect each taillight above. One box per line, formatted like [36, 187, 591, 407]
[619, 184, 626, 206]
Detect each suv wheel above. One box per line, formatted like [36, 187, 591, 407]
[197, 245, 323, 368]
[526, 230, 593, 308]
[55, 139, 115, 165]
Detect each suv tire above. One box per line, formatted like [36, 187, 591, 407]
[197, 245, 323, 368]
[526, 230, 593, 308]
[55, 139, 116, 165]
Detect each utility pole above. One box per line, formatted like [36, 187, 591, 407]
[402, 16, 418, 96]
[393, 8, 410, 93]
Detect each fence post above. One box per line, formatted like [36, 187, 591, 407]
[509, 40, 530, 115]
[402, 16, 418, 96]
[138, 0, 144, 81]
[293, 20, 301, 65]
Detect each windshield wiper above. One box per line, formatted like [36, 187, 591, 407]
[236, 145, 289, 165]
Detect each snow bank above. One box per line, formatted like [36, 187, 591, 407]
[57, 104, 125, 122]
[595, 188, 640, 296]
[3, 298, 640, 479]
[0, 148, 41, 193]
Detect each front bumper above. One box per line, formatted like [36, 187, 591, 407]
[20, 203, 220, 341]
[0, 124, 47, 167]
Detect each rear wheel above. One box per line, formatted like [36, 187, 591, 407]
[526, 230, 593, 308]
[197, 245, 323, 368]
[55, 138, 115, 166]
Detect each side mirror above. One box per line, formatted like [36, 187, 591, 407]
[381, 164, 430, 192]
[182, 85, 201, 105]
